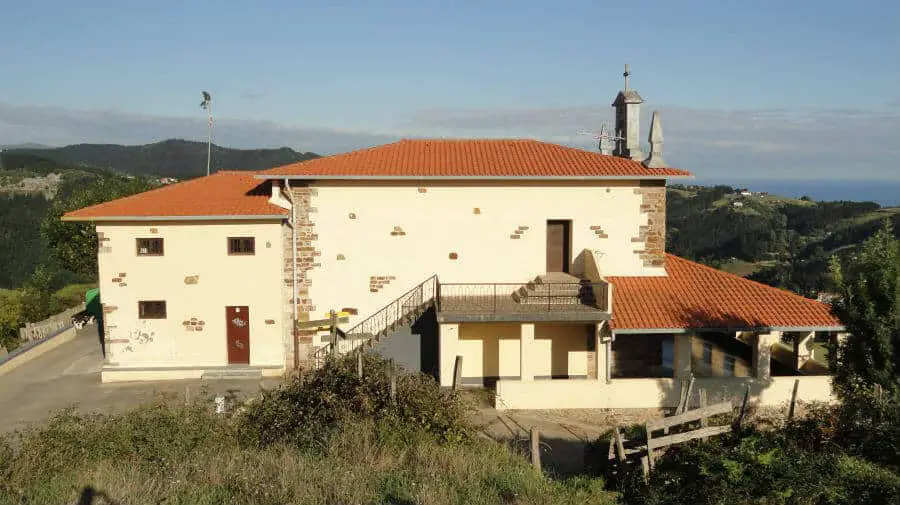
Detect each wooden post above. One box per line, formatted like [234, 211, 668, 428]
[452, 355, 463, 390]
[329, 310, 338, 351]
[389, 372, 397, 405]
[788, 378, 799, 422]
[668, 374, 694, 435]
[699, 389, 708, 427]
[874, 383, 883, 401]
[530, 427, 542, 472]
[357, 350, 363, 378]
[613, 427, 626, 463]
[736, 384, 750, 430]
[185, 385, 191, 404]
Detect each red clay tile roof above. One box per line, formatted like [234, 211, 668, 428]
[607, 255, 843, 331]
[62, 171, 288, 221]
[260, 139, 692, 179]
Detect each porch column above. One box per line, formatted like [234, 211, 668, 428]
[520, 323, 535, 381]
[753, 331, 780, 380]
[439, 323, 459, 387]
[793, 331, 815, 371]
[674, 333, 692, 379]
[596, 323, 611, 383]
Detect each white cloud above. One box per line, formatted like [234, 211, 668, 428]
[0, 103, 398, 155]
[408, 105, 900, 181]
[2, 101, 898, 181]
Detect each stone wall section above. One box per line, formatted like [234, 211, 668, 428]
[280, 219, 295, 369]
[287, 185, 320, 367]
[631, 186, 666, 268]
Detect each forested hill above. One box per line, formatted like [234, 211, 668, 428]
[667, 184, 900, 297]
[2, 139, 320, 178]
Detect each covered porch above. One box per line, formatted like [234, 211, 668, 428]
[445, 327, 843, 410]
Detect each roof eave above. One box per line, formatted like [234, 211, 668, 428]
[255, 174, 693, 181]
[61, 214, 287, 223]
[612, 325, 845, 334]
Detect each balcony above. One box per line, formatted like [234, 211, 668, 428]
[437, 273, 612, 323]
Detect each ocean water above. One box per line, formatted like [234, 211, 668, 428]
[693, 180, 900, 207]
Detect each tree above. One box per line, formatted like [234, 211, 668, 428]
[0, 289, 24, 351]
[828, 221, 900, 396]
[40, 176, 155, 279]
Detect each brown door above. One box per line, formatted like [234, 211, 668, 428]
[546, 220, 570, 273]
[226, 306, 250, 365]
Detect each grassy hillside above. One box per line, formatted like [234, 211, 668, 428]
[667, 184, 900, 296]
[3, 139, 320, 178]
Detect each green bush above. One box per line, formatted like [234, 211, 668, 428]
[239, 353, 470, 448]
[0, 366, 618, 505]
[50, 282, 95, 309]
[620, 430, 900, 505]
[787, 393, 900, 470]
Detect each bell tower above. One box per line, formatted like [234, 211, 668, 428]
[612, 64, 644, 161]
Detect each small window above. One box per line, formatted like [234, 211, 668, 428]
[724, 355, 736, 377]
[138, 301, 167, 319]
[136, 238, 164, 256]
[702, 342, 713, 365]
[228, 237, 255, 255]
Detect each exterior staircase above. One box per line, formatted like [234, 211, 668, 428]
[313, 275, 438, 367]
[510, 272, 597, 307]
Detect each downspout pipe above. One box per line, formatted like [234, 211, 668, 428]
[284, 179, 299, 370]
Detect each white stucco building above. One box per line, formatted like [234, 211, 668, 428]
[64, 74, 844, 409]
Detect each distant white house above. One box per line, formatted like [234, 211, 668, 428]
[733, 201, 744, 208]
[740, 190, 752, 197]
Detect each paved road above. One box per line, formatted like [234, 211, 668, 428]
[0, 326, 278, 433]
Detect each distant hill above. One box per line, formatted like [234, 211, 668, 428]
[667, 184, 900, 297]
[3, 139, 320, 178]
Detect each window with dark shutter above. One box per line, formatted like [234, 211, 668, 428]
[136, 238, 164, 256]
[138, 301, 167, 319]
[228, 237, 255, 255]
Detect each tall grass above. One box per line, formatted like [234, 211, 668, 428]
[0, 355, 615, 505]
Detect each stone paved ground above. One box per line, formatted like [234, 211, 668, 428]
[0, 326, 279, 434]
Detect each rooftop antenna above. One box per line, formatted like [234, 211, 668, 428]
[200, 91, 212, 176]
[623, 63, 630, 91]
[577, 123, 624, 155]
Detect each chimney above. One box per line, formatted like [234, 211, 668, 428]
[612, 64, 644, 162]
[642, 111, 665, 168]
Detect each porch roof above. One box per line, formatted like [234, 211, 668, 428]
[607, 255, 844, 332]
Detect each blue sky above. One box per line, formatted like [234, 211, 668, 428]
[2, 0, 899, 181]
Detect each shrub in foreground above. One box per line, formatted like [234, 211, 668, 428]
[239, 353, 471, 447]
[0, 396, 615, 504]
[620, 430, 900, 505]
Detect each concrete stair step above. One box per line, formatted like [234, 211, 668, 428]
[201, 368, 264, 380]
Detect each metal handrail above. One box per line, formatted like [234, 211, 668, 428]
[439, 281, 608, 313]
[313, 275, 439, 366]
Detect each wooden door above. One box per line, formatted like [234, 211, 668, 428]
[546, 220, 570, 273]
[226, 306, 250, 364]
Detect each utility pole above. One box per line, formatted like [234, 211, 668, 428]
[200, 91, 212, 176]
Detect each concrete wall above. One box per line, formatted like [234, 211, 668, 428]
[96, 221, 287, 372]
[494, 375, 836, 410]
[298, 180, 664, 341]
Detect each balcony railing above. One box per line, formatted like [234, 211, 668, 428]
[438, 281, 610, 314]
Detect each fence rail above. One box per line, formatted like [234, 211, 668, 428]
[438, 282, 607, 313]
